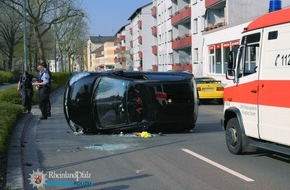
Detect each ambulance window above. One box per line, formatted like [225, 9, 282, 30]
[268, 31, 278, 40]
[241, 33, 260, 44]
[237, 44, 260, 78]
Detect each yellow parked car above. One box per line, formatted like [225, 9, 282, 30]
[195, 76, 224, 104]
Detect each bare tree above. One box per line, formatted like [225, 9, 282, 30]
[0, 0, 85, 63]
[0, 4, 22, 71]
[54, 10, 88, 72]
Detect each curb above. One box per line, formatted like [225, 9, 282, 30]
[6, 111, 35, 190]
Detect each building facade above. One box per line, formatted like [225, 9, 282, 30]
[85, 36, 115, 71]
[128, 3, 155, 71]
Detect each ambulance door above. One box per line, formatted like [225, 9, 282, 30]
[235, 32, 261, 138]
[258, 25, 290, 146]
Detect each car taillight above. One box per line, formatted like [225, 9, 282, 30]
[155, 92, 167, 99]
[217, 87, 224, 91]
[197, 87, 201, 91]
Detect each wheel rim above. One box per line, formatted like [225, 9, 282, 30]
[226, 127, 238, 146]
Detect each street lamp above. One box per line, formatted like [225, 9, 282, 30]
[23, 0, 28, 71]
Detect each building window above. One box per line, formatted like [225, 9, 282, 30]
[193, 48, 198, 64]
[193, 18, 198, 34]
[215, 44, 222, 73]
[209, 47, 215, 73]
[208, 40, 240, 74]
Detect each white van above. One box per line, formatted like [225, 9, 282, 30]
[223, 7, 290, 155]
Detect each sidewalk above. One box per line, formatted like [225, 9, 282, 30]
[6, 88, 64, 190]
[0, 83, 17, 92]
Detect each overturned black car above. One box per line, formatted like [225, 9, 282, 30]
[63, 70, 199, 133]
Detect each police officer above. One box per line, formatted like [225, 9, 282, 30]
[33, 62, 50, 120]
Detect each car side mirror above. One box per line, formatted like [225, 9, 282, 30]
[226, 70, 235, 81]
[228, 51, 235, 69]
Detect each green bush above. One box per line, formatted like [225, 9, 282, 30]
[50, 72, 71, 90]
[0, 102, 22, 151]
[0, 87, 22, 105]
[0, 71, 14, 84]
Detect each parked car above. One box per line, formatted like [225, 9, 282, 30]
[63, 70, 199, 133]
[195, 76, 224, 104]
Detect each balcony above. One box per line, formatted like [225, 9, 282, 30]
[114, 46, 126, 54]
[119, 57, 126, 62]
[120, 46, 126, 51]
[151, 26, 157, 36]
[151, 6, 157, 17]
[114, 48, 119, 54]
[152, 45, 158, 55]
[205, 20, 226, 31]
[138, 20, 142, 29]
[172, 63, 192, 72]
[138, 36, 142, 44]
[172, 35, 192, 50]
[171, 6, 191, 26]
[114, 35, 125, 45]
[120, 35, 125, 41]
[114, 57, 119, 63]
[205, 0, 224, 8]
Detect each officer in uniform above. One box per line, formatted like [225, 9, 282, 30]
[32, 62, 50, 120]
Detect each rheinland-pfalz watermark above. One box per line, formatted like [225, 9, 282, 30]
[28, 169, 93, 188]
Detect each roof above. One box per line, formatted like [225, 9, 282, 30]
[89, 36, 115, 44]
[128, 2, 152, 21]
[244, 7, 290, 32]
[115, 24, 129, 36]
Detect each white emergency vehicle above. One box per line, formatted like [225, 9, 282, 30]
[223, 7, 290, 155]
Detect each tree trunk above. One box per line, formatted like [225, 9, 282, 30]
[33, 25, 46, 63]
[8, 47, 14, 71]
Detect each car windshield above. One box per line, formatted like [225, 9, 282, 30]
[94, 77, 129, 128]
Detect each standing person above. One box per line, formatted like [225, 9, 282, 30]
[17, 71, 34, 113]
[32, 62, 50, 120]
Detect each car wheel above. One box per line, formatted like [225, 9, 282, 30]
[225, 117, 243, 154]
[218, 99, 224, 105]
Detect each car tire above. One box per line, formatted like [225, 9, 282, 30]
[218, 99, 224, 105]
[225, 117, 243, 154]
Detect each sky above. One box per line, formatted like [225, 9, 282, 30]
[81, 0, 152, 36]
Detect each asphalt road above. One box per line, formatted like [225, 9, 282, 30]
[12, 91, 290, 190]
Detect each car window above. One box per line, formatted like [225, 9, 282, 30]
[94, 77, 129, 128]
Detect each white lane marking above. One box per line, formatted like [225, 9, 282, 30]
[182, 148, 254, 182]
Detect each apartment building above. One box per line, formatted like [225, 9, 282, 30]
[85, 36, 115, 71]
[95, 41, 117, 71]
[151, 0, 173, 71]
[128, 3, 155, 71]
[114, 25, 128, 70]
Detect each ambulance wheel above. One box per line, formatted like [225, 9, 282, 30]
[225, 117, 243, 154]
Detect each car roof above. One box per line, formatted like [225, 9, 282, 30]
[109, 70, 194, 81]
